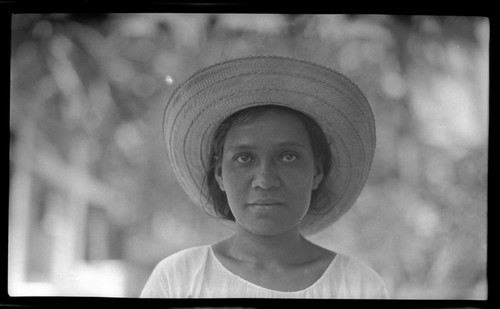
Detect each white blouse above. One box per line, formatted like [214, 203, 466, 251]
[140, 245, 389, 298]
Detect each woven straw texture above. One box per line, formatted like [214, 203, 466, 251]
[163, 56, 376, 235]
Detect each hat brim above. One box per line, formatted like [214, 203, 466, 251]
[163, 56, 376, 235]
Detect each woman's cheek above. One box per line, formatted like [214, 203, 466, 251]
[223, 168, 249, 200]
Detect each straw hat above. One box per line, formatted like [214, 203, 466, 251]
[163, 56, 376, 235]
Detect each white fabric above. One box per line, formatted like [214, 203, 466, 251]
[140, 245, 389, 298]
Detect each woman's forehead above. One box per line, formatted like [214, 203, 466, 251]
[223, 110, 312, 149]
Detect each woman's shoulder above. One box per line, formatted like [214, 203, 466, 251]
[334, 253, 383, 280]
[148, 245, 211, 285]
[320, 253, 388, 298]
[156, 245, 211, 269]
[335, 253, 385, 289]
[141, 245, 211, 298]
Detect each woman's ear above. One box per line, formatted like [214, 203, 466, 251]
[312, 163, 324, 190]
[214, 164, 225, 192]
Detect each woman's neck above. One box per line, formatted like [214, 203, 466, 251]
[226, 227, 311, 266]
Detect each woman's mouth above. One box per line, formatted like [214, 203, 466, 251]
[248, 199, 284, 207]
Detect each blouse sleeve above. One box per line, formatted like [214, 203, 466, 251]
[370, 278, 390, 299]
[140, 259, 171, 298]
[334, 253, 390, 299]
[140, 246, 210, 298]
[357, 261, 390, 299]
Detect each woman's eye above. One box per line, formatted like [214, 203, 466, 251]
[234, 153, 253, 163]
[281, 153, 298, 162]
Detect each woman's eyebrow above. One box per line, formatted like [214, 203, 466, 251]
[276, 142, 306, 149]
[225, 144, 256, 151]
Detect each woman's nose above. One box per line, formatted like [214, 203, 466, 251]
[252, 162, 280, 190]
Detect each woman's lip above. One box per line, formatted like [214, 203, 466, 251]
[249, 203, 283, 206]
[248, 201, 284, 206]
[248, 204, 284, 211]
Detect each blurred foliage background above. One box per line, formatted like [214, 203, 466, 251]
[9, 13, 488, 299]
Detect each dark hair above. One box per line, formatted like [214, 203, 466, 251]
[205, 105, 333, 221]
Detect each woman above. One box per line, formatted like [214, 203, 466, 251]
[141, 56, 388, 298]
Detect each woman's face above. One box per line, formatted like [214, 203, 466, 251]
[215, 110, 324, 236]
